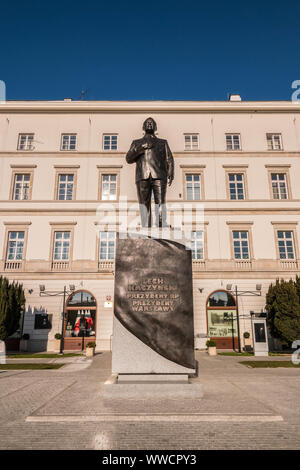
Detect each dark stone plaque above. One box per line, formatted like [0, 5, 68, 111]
[114, 236, 195, 369]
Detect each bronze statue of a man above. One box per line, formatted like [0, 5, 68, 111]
[126, 117, 174, 227]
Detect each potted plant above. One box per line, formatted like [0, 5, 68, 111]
[86, 341, 96, 357]
[206, 339, 217, 356]
[54, 333, 62, 352]
[20, 333, 30, 352]
[243, 331, 252, 350]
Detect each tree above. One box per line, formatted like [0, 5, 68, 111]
[294, 275, 300, 301]
[266, 278, 300, 346]
[0, 276, 26, 341]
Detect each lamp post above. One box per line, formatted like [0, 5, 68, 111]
[226, 284, 262, 353]
[39, 284, 75, 354]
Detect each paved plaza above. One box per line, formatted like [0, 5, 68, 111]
[0, 351, 299, 450]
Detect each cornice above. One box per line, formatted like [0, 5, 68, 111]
[1, 151, 300, 157]
[0, 100, 300, 113]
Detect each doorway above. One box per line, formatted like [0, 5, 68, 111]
[206, 290, 238, 349]
[63, 290, 97, 351]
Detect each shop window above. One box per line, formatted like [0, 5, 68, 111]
[65, 290, 97, 339]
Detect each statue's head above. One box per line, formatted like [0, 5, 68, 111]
[143, 117, 157, 134]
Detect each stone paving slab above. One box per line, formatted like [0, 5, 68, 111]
[0, 351, 299, 449]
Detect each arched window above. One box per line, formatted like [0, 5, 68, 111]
[64, 290, 97, 341]
[207, 290, 236, 308]
[206, 290, 237, 349]
[67, 291, 96, 308]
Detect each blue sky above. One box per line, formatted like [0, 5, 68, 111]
[1, 0, 300, 101]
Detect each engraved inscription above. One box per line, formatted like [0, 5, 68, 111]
[127, 277, 180, 313]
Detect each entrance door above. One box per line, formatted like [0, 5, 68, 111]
[206, 290, 238, 349]
[64, 290, 97, 351]
[252, 318, 269, 356]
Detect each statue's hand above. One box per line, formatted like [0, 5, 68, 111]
[168, 176, 173, 186]
[142, 142, 153, 150]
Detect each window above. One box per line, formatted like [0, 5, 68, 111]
[207, 291, 236, 307]
[57, 174, 74, 200]
[18, 134, 34, 150]
[233, 231, 249, 259]
[65, 291, 96, 340]
[271, 173, 288, 199]
[254, 323, 266, 343]
[207, 291, 237, 340]
[228, 173, 245, 200]
[34, 314, 52, 330]
[6, 231, 25, 260]
[226, 134, 241, 150]
[13, 173, 31, 200]
[61, 134, 77, 151]
[101, 174, 117, 200]
[103, 134, 118, 150]
[267, 133, 282, 150]
[277, 231, 295, 259]
[53, 232, 70, 260]
[184, 134, 199, 150]
[99, 232, 116, 260]
[185, 174, 201, 200]
[191, 231, 204, 260]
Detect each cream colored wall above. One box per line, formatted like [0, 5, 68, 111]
[1, 100, 300, 350]
[1, 106, 300, 153]
[21, 278, 114, 352]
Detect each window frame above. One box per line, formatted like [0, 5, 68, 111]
[190, 230, 205, 260]
[49, 222, 76, 268]
[98, 166, 121, 201]
[227, 222, 254, 261]
[102, 134, 118, 151]
[266, 133, 283, 151]
[97, 231, 116, 261]
[54, 166, 79, 201]
[184, 133, 200, 151]
[225, 133, 241, 151]
[181, 166, 205, 201]
[276, 230, 296, 260]
[60, 133, 77, 151]
[6, 230, 25, 261]
[52, 231, 71, 261]
[266, 166, 292, 201]
[2, 222, 31, 270]
[10, 166, 35, 201]
[232, 230, 250, 260]
[270, 173, 288, 200]
[224, 166, 249, 201]
[17, 133, 34, 151]
[272, 222, 299, 261]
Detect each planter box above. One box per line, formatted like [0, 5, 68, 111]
[86, 347, 95, 358]
[208, 346, 217, 356]
[243, 337, 252, 351]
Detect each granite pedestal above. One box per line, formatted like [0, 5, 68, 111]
[107, 234, 202, 398]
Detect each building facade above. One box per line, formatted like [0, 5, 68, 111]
[0, 98, 300, 351]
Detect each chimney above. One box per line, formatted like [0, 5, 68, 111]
[229, 94, 242, 102]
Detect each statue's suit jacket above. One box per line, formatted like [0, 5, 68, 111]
[126, 136, 174, 183]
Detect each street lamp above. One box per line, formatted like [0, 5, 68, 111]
[227, 285, 262, 353]
[39, 284, 76, 354]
